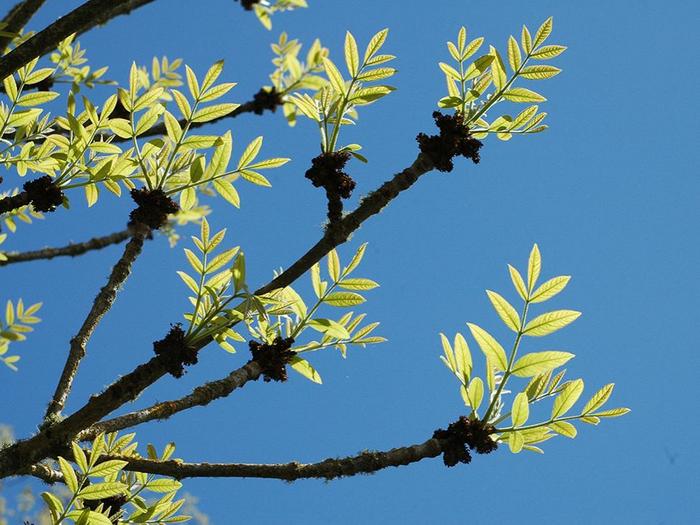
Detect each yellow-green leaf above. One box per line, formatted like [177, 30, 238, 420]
[512, 392, 529, 427]
[511, 351, 574, 377]
[503, 87, 546, 103]
[530, 275, 570, 303]
[290, 356, 323, 384]
[523, 310, 581, 336]
[78, 482, 128, 500]
[344, 31, 359, 77]
[323, 292, 365, 307]
[467, 323, 507, 371]
[192, 103, 238, 123]
[486, 290, 521, 332]
[549, 420, 577, 438]
[322, 57, 346, 95]
[508, 264, 528, 300]
[583, 383, 615, 414]
[551, 378, 584, 418]
[527, 243, 541, 293]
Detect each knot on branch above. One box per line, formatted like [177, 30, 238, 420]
[153, 324, 198, 378]
[24, 176, 64, 213]
[239, 0, 261, 10]
[249, 336, 295, 382]
[83, 493, 128, 519]
[252, 87, 282, 115]
[416, 111, 482, 172]
[432, 416, 497, 467]
[129, 188, 179, 230]
[305, 152, 355, 224]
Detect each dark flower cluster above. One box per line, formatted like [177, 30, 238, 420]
[305, 151, 355, 198]
[432, 416, 498, 467]
[416, 111, 483, 172]
[153, 324, 198, 378]
[128, 188, 179, 230]
[239, 0, 260, 10]
[249, 336, 296, 382]
[24, 175, 64, 213]
[251, 87, 282, 115]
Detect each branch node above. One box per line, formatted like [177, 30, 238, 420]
[128, 188, 179, 230]
[153, 324, 198, 378]
[432, 416, 497, 467]
[23, 175, 64, 213]
[251, 87, 282, 115]
[416, 111, 482, 172]
[238, 0, 261, 11]
[305, 152, 355, 224]
[248, 336, 295, 382]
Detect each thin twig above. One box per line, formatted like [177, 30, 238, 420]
[0, 0, 156, 81]
[79, 361, 262, 441]
[43, 226, 148, 422]
[116, 437, 444, 481]
[0, 0, 46, 52]
[0, 228, 130, 266]
[0, 152, 438, 479]
[25, 462, 64, 484]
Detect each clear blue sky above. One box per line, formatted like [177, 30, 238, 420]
[2, 1, 698, 523]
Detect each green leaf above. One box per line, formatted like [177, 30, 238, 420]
[533, 17, 553, 48]
[523, 310, 581, 336]
[490, 47, 507, 90]
[592, 407, 630, 418]
[551, 378, 584, 418]
[549, 420, 577, 438]
[337, 278, 379, 290]
[201, 60, 224, 91]
[240, 170, 271, 187]
[179, 187, 196, 211]
[17, 91, 59, 106]
[185, 65, 200, 99]
[439, 62, 462, 81]
[467, 377, 484, 411]
[89, 459, 128, 478]
[508, 431, 525, 453]
[323, 292, 365, 307]
[58, 456, 78, 493]
[177, 271, 198, 293]
[582, 383, 615, 414]
[290, 356, 323, 384]
[327, 249, 340, 281]
[530, 275, 570, 303]
[527, 244, 541, 293]
[519, 65, 561, 79]
[503, 87, 546, 103]
[521, 25, 533, 54]
[508, 264, 528, 301]
[511, 351, 574, 377]
[192, 103, 238, 123]
[146, 478, 183, 493]
[72, 442, 88, 473]
[344, 31, 360, 77]
[454, 332, 472, 379]
[345, 243, 367, 274]
[531, 45, 567, 59]
[364, 28, 389, 62]
[466, 323, 508, 371]
[308, 318, 350, 339]
[108, 118, 132, 139]
[237, 136, 263, 169]
[511, 392, 529, 426]
[322, 57, 346, 95]
[507, 36, 522, 71]
[41, 492, 64, 517]
[207, 131, 232, 178]
[486, 290, 520, 332]
[78, 482, 128, 500]
[213, 179, 240, 208]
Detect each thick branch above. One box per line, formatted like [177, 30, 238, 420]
[44, 227, 148, 422]
[25, 462, 63, 484]
[117, 437, 444, 481]
[0, 152, 437, 479]
[0, 0, 155, 81]
[78, 361, 262, 441]
[0, 228, 130, 266]
[0, 0, 46, 52]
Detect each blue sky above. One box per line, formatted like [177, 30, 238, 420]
[2, 0, 698, 523]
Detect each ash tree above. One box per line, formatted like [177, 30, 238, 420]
[0, 1, 629, 523]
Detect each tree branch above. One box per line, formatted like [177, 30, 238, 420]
[117, 437, 445, 481]
[78, 361, 262, 441]
[0, 0, 155, 81]
[0, 151, 438, 479]
[44, 227, 149, 422]
[0, 0, 46, 52]
[0, 228, 130, 266]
